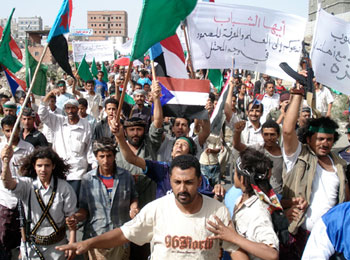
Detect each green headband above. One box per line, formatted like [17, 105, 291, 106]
[308, 126, 335, 134]
[57, 83, 65, 87]
[347, 128, 350, 133]
[177, 137, 193, 154]
[3, 104, 16, 109]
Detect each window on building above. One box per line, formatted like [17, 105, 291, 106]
[103, 17, 105, 20]
[34, 52, 39, 56]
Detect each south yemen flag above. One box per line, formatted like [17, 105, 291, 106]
[157, 77, 210, 120]
[47, 0, 74, 77]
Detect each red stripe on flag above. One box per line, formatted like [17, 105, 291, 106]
[0, 25, 22, 60]
[5, 68, 27, 91]
[160, 34, 185, 64]
[68, 0, 73, 27]
[158, 77, 210, 93]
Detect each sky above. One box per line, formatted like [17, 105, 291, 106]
[0, 0, 309, 37]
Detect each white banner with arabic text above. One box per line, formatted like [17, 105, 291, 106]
[72, 41, 114, 62]
[186, 3, 306, 80]
[311, 9, 350, 94]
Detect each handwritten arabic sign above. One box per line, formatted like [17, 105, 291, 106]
[72, 41, 114, 62]
[186, 3, 306, 80]
[310, 9, 350, 94]
[70, 29, 93, 36]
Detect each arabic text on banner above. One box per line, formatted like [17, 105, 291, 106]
[72, 41, 114, 62]
[186, 2, 306, 80]
[310, 9, 350, 95]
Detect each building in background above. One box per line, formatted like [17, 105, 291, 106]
[0, 17, 19, 41]
[17, 16, 43, 42]
[309, 0, 350, 21]
[87, 10, 128, 42]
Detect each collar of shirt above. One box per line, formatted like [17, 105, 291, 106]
[14, 139, 33, 152]
[235, 195, 259, 214]
[34, 176, 54, 191]
[246, 120, 262, 133]
[62, 117, 85, 129]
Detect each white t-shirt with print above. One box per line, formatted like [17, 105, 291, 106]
[121, 193, 238, 259]
[282, 142, 340, 231]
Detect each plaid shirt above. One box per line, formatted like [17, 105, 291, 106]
[79, 166, 138, 239]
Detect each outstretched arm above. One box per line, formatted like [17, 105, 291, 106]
[233, 121, 247, 152]
[208, 216, 278, 260]
[56, 228, 129, 255]
[1, 145, 17, 190]
[152, 81, 163, 129]
[283, 86, 303, 156]
[224, 77, 235, 122]
[111, 122, 146, 171]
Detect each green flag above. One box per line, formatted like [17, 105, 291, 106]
[131, 0, 197, 61]
[101, 62, 108, 82]
[91, 58, 98, 78]
[25, 40, 48, 96]
[208, 69, 223, 94]
[77, 55, 93, 82]
[124, 93, 135, 105]
[0, 8, 23, 73]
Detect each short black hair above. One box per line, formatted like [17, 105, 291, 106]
[264, 80, 275, 88]
[1, 115, 17, 128]
[0, 94, 9, 100]
[48, 95, 56, 101]
[104, 98, 118, 108]
[86, 79, 95, 85]
[172, 117, 191, 128]
[98, 70, 104, 75]
[170, 154, 201, 178]
[299, 116, 340, 144]
[93, 137, 117, 156]
[135, 83, 142, 89]
[78, 98, 88, 108]
[209, 92, 216, 103]
[246, 101, 264, 113]
[262, 120, 280, 135]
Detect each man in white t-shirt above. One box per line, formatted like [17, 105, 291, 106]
[57, 155, 243, 259]
[281, 85, 350, 257]
[314, 80, 334, 117]
[260, 80, 280, 124]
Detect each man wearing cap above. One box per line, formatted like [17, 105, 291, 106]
[66, 138, 138, 260]
[129, 89, 151, 130]
[20, 107, 48, 148]
[55, 80, 75, 110]
[38, 89, 93, 198]
[3, 101, 17, 116]
[260, 80, 280, 124]
[72, 79, 103, 120]
[266, 91, 290, 125]
[281, 85, 350, 257]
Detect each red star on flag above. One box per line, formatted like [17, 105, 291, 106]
[59, 11, 69, 30]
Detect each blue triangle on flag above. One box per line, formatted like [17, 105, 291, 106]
[4, 70, 20, 96]
[151, 81, 174, 114]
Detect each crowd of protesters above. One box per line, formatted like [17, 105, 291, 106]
[0, 59, 349, 260]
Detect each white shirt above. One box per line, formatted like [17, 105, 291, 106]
[241, 120, 264, 146]
[79, 92, 102, 120]
[233, 195, 279, 260]
[38, 102, 93, 181]
[283, 142, 340, 231]
[302, 218, 334, 260]
[261, 93, 280, 124]
[121, 194, 238, 259]
[42, 106, 63, 144]
[316, 87, 334, 114]
[0, 139, 34, 209]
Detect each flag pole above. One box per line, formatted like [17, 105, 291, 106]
[116, 60, 133, 123]
[7, 44, 49, 147]
[150, 60, 157, 82]
[181, 22, 195, 79]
